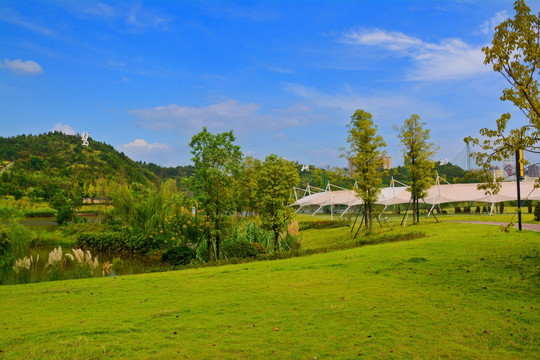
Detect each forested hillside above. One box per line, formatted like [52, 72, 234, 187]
[0, 132, 160, 200]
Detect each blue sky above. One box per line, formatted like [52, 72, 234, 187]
[1, 0, 538, 168]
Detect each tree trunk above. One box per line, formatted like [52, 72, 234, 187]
[216, 234, 220, 260]
[207, 238, 212, 262]
[274, 230, 279, 253]
[412, 197, 417, 223]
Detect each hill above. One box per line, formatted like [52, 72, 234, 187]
[0, 132, 160, 200]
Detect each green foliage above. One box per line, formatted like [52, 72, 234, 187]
[0, 205, 20, 219]
[298, 220, 348, 230]
[0, 132, 160, 201]
[23, 208, 57, 217]
[76, 232, 125, 253]
[342, 109, 386, 233]
[0, 228, 9, 256]
[234, 156, 261, 216]
[222, 240, 261, 259]
[396, 114, 437, 223]
[465, 0, 540, 189]
[50, 192, 75, 226]
[256, 154, 300, 252]
[161, 245, 196, 266]
[186, 127, 243, 260]
[7, 222, 34, 259]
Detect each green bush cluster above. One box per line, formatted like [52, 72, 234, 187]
[222, 240, 265, 259]
[76, 231, 156, 254]
[0, 228, 9, 256]
[161, 245, 196, 266]
[77, 232, 125, 253]
[23, 208, 57, 217]
[0, 206, 20, 219]
[298, 220, 348, 231]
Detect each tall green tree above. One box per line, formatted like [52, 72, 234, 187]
[186, 128, 242, 261]
[342, 110, 386, 233]
[256, 154, 299, 252]
[465, 0, 540, 188]
[234, 156, 261, 217]
[396, 114, 437, 223]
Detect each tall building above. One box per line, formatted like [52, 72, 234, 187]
[348, 156, 392, 176]
[526, 164, 539, 177]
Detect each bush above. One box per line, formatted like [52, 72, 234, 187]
[534, 204, 540, 221]
[222, 240, 260, 259]
[298, 220, 348, 230]
[161, 246, 196, 266]
[0, 206, 20, 219]
[0, 228, 9, 256]
[23, 208, 57, 217]
[77, 232, 125, 253]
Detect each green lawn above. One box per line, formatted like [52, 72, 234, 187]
[0, 222, 539, 359]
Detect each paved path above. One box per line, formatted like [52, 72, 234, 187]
[447, 221, 540, 232]
[0, 162, 13, 174]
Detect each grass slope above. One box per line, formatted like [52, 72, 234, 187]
[0, 223, 539, 359]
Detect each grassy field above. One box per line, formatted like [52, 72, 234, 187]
[0, 222, 539, 359]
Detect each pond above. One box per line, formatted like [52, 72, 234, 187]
[24, 245, 164, 278]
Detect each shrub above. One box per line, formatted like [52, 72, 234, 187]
[251, 242, 267, 255]
[0, 228, 9, 256]
[534, 204, 540, 221]
[298, 220, 348, 230]
[76, 232, 125, 253]
[161, 246, 196, 266]
[23, 208, 57, 217]
[222, 240, 260, 259]
[0, 206, 20, 219]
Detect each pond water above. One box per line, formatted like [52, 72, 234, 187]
[9, 216, 166, 279]
[24, 245, 164, 278]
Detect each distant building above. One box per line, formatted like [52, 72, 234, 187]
[348, 156, 392, 176]
[526, 164, 539, 177]
[382, 156, 392, 170]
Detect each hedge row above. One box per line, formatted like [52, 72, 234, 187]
[299, 220, 348, 230]
[76, 232, 152, 254]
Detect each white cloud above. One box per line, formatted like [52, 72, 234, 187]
[51, 123, 76, 135]
[1, 59, 43, 75]
[123, 139, 170, 151]
[120, 139, 174, 165]
[284, 83, 449, 125]
[340, 28, 490, 81]
[480, 10, 509, 34]
[129, 99, 308, 135]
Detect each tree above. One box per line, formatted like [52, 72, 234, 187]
[186, 128, 242, 261]
[256, 154, 300, 252]
[396, 114, 437, 223]
[465, 0, 540, 187]
[342, 110, 386, 234]
[234, 156, 261, 217]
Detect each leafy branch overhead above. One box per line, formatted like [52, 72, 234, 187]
[465, 0, 540, 187]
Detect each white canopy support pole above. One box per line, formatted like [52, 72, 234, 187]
[312, 205, 323, 216]
[427, 202, 436, 218]
[340, 205, 352, 218]
[378, 204, 389, 220]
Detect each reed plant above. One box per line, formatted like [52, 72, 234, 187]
[12, 254, 39, 283]
[44, 246, 68, 281]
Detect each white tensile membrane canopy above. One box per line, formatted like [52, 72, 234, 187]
[292, 181, 540, 216]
